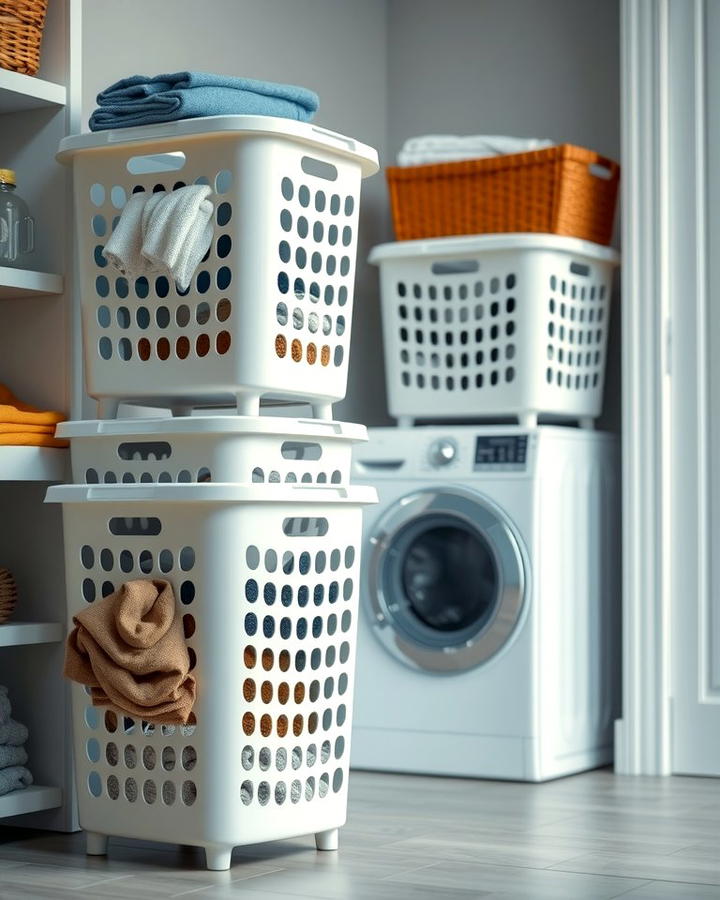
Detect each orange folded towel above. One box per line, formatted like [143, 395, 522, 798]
[0, 385, 68, 447]
[0, 432, 68, 448]
[0, 423, 57, 434]
[64, 579, 196, 725]
[0, 384, 67, 426]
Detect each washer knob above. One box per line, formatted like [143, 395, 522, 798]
[428, 438, 457, 466]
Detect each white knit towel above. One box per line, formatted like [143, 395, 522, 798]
[141, 185, 214, 291]
[397, 134, 554, 166]
[102, 191, 149, 278]
[139, 189, 167, 239]
[102, 186, 214, 290]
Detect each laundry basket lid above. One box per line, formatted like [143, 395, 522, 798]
[55, 416, 368, 442]
[45, 483, 378, 505]
[56, 115, 379, 177]
[368, 233, 621, 265]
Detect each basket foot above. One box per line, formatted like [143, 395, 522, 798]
[85, 831, 108, 856]
[396, 416, 415, 428]
[579, 416, 595, 430]
[205, 845, 233, 871]
[171, 404, 193, 417]
[236, 395, 259, 417]
[518, 412, 538, 428]
[315, 827, 339, 851]
[97, 399, 119, 420]
[311, 401, 334, 421]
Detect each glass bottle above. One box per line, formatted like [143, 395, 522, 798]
[0, 169, 35, 268]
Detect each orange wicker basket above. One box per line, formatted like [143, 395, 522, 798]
[0, 0, 48, 76]
[386, 144, 620, 246]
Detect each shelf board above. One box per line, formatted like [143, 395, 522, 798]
[0, 785, 62, 819]
[0, 621, 63, 647]
[0, 70, 66, 114]
[0, 446, 68, 481]
[0, 267, 63, 300]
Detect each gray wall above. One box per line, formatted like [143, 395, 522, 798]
[387, 0, 620, 161]
[81, 0, 389, 425]
[81, 0, 620, 428]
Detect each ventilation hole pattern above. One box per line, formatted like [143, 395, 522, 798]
[75, 519, 357, 814]
[79, 435, 350, 486]
[395, 272, 519, 393]
[545, 274, 608, 391]
[88, 174, 233, 366]
[237, 535, 357, 806]
[274, 175, 357, 369]
[78, 534, 198, 810]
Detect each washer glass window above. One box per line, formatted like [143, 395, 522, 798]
[390, 514, 498, 642]
[369, 489, 525, 672]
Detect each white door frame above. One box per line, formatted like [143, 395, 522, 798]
[615, 0, 708, 775]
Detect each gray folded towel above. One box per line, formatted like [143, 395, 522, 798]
[0, 686, 10, 725]
[0, 765, 32, 796]
[0, 745, 27, 769]
[0, 719, 28, 747]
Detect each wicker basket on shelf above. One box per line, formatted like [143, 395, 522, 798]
[386, 144, 620, 246]
[0, 568, 17, 624]
[0, 0, 48, 76]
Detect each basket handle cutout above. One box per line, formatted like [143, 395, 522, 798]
[354, 460, 404, 471]
[431, 260, 480, 275]
[281, 441, 323, 461]
[117, 441, 172, 461]
[569, 261, 591, 277]
[311, 126, 356, 152]
[127, 151, 186, 175]
[300, 156, 338, 182]
[282, 517, 329, 537]
[588, 162, 613, 180]
[109, 517, 162, 536]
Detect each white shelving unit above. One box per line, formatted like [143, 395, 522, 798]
[0, 0, 80, 832]
[0, 785, 62, 818]
[0, 69, 66, 114]
[0, 266, 63, 300]
[0, 622, 64, 647]
[0, 447, 67, 482]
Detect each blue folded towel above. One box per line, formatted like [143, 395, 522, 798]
[89, 72, 319, 132]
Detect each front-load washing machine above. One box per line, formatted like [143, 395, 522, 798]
[350, 425, 619, 781]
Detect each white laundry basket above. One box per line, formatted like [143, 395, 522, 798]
[57, 416, 366, 486]
[46, 482, 376, 870]
[370, 234, 620, 426]
[57, 116, 378, 419]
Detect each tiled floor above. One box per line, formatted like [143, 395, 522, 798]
[0, 769, 719, 898]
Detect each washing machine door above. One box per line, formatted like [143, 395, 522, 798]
[367, 487, 526, 673]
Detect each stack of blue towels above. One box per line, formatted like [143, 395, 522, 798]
[90, 72, 319, 132]
[0, 685, 32, 797]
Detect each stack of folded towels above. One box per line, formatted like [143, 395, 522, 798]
[0, 385, 67, 449]
[89, 72, 319, 132]
[0, 685, 33, 797]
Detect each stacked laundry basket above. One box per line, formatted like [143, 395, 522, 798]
[47, 117, 379, 871]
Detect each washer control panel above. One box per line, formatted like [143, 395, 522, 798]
[427, 438, 458, 467]
[474, 434, 528, 471]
